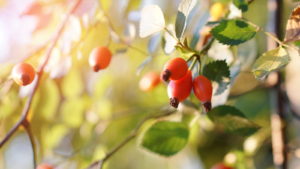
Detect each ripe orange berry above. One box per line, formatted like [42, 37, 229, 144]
[211, 162, 233, 169]
[168, 70, 192, 108]
[89, 46, 112, 72]
[193, 75, 213, 112]
[139, 71, 161, 91]
[36, 163, 53, 169]
[12, 63, 36, 86]
[162, 57, 188, 81]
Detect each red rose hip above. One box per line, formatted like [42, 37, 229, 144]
[162, 57, 188, 81]
[167, 70, 192, 108]
[193, 75, 213, 111]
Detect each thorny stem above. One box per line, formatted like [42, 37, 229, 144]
[0, 0, 82, 166]
[86, 109, 176, 169]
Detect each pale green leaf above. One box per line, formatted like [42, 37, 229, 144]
[175, 0, 197, 39]
[252, 46, 290, 82]
[139, 5, 165, 38]
[122, 23, 136, 45]
[163, 24, 177, 55]
[136, 56, 152, 76]
[148, 32, 161, 54]
[207, 105, 260, 136]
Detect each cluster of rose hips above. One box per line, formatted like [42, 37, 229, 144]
[162, 57, 213, 111]
[12, 45, 212, 112]
[11, 46, 111, 87]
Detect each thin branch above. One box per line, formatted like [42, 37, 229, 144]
[24, 121, 37, 168]
[0, 0, 82, 149]
[68, 20, 102, 56]
[86, 109, 176, 169]
[241, 18, 299, 52]
[128, 45, 149, 56]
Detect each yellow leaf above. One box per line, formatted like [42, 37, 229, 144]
[284, 6, 300, 42]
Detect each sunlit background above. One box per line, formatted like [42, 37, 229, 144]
[0, 0, 300, 169]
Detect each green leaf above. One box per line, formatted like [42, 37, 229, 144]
[207, 105, 260, 136]
[252, 46, 290, 82]
[141, 121, 189, 156]
[206, 21, 221, 27]
[203, 60, 230, 95]
[292, 0, 300, 2]
[174, 46, 194, 59]
[210, 19, 256, 46]
[136, 56, 152, 76]
[139, 5, 165, 38]
[233, 0, 248, 12]
[294, 41, 300, 47]
[175, 0, 197, 39]
[184, 37, 188, 46]
[174, 46, 199, 59]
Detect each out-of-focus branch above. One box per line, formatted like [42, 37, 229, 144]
[86, 109, 175, 169]
[268, 0, 287, 168]
[23, 122, 37, 168]
[0, 0, 83, 166]
[98, 0, 149, 57]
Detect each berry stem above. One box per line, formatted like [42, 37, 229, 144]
[188, 57, 198, 71]
[164, 27, 180, 43]
[198, 56, 202, 75]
